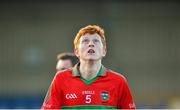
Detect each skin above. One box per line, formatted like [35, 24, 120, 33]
[56, 59, 72, 71]
[74, 33, 106, 80]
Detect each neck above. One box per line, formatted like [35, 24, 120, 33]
[79, 60, 102, 80]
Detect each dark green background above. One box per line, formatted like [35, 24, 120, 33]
[0, 0, 179, 108]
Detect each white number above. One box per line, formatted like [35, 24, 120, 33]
[85, 95, 91, 103]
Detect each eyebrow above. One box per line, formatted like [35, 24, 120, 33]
[60, 68, 66, 70]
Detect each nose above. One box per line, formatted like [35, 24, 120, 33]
[88, 40, 94, 47]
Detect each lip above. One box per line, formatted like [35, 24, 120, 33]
[87, 49, 95, 54]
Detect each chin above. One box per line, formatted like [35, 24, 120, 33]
[83, 55, 101, 61]
[86, 57, 100, 61]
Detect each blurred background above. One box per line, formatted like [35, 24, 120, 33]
[0, 0, 180, 109]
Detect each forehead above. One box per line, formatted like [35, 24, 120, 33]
[80, 33, 101, 40]
[58, 59, 71, 65]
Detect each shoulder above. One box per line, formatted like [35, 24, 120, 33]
[107, 69, 127, 83]
[55, 68, 73, 79]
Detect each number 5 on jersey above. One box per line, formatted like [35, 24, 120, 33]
[85, 95, 91, 103]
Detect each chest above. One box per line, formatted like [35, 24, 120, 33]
[60, 77, 120, 106]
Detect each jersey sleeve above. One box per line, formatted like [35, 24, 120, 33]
[41, 74, 62, 109]
[118, 77, 136, 109]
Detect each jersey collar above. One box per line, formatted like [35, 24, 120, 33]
[72, 62, 107, 77]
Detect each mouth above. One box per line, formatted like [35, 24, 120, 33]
[88, 49, 95, 54]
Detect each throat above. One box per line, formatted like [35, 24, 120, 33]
[79, 62, 101, 80]
[81, 68, 98, 80]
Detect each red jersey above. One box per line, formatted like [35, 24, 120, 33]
[42, 64, 136, 109]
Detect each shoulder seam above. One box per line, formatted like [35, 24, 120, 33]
[108, 70, 127, 81]
[56, 68, 72, 76]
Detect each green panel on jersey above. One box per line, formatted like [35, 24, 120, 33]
[79, 65, 102, 85]
[61, 105, 117, 109]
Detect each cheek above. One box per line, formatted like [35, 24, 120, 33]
[79, 45, 87, 51]
[98, 46, 104, 52]
[100, 47, 106, 56]
[76, 48, 85, 56]
[66, 61, 72, 67]
[78, 43, 83, 49]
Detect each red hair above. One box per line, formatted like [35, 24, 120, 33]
[74, 25, 106, 49]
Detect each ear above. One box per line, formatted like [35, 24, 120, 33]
[74, 48, 79, 57]
[102, 47, 107, 57]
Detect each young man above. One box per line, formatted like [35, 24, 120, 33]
[56, 52, 78, 71]
[42, 25, 136, 109]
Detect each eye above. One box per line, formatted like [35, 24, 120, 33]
[60, 68, 66, 70]
[93, 39, 100, 43]
[82, 39, 89, 43]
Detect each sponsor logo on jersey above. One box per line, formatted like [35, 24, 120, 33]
[82, 90, 95, 95]
[100, 91, 109, 101]
[65, 93, 77, 99]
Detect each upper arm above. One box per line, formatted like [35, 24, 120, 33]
[42, 75, 62, 109]
[118, 78, 136, 109]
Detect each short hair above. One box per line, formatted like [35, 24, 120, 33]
[74, 25, 106, 50]
[57, 52, 78, 66]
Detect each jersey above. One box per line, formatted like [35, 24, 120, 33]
[42, 63, 136, 109]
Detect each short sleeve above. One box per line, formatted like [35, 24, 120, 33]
[118, 78, 136, 109]
[41, 74, 62, 109]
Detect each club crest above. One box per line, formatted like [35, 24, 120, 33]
[100, 91, 109, 101]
